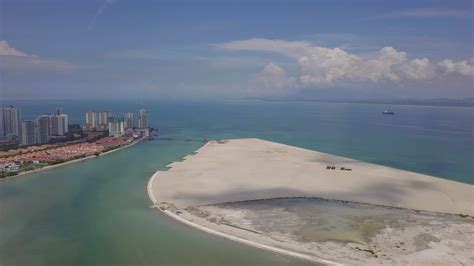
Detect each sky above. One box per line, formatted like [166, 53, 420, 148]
[0, 0, 473, 100]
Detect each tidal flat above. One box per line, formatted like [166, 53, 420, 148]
[187, 197, 474, 265]
[150, 138, 474, 265]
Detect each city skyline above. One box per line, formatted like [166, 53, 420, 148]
[0, 0, 472, 101]
[1, 104, 148, 147]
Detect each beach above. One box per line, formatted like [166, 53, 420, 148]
[148, 138, 474, 265]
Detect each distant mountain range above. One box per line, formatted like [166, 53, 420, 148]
[249, 91, 474, 107]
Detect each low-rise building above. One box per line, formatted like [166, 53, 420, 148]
[1, 162, 20, 173]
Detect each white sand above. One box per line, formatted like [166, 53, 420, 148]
[148, 138, 474, 265]
[151, 138, 473, 215]
[147, 169, 340, 265]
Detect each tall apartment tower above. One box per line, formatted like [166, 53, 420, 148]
[138, 109, 148, 129]
[124, 112, 134, 129]
[50, 114, 69, 136]
[20, 120, 36, 146]
[108, 117, 124, 136]
[36, 115, 50, 144]
[0, 108, 4, 137]
[98, 111, 110, 131]
[1, 105, 21, 137]
[59, 114, 69, 135]
[55, 107, 64, 115]
[85, 110, 97, 130]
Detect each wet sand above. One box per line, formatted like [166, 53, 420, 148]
[187, 198, 474, 265]
[148, 138, 474, 265]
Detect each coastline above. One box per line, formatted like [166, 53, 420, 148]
[1, 137, 145, 181]
[147, 138, 474, 265]
[147, 170, 340, 266]
[150, 138, 473, 215]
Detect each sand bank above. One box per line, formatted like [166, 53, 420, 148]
[147, 170, 339, 265]
[148, 138, 474, 265]
[151, 138, 473, 215]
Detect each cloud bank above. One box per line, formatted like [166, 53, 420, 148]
[0, 40, 78, 72]
[250, 63, 297, 94]
[217, 38, 473, 92]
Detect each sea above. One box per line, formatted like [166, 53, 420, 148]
[0, 99, 472, 265]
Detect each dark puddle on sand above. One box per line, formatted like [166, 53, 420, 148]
[215, 198, 450, 244]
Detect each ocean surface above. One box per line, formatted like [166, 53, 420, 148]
[0, 100, 473, 265]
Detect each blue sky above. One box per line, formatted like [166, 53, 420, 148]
[0, 0, 472, 100]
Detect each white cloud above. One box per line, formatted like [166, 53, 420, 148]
[216, 38, 312, 59]
[298, 46, 360, 85]
[398, 58, 434, 80]
[0, 40, 32, 57]
[250, 63, 297, 94]
[219, 38, 473, 89]
[0, 40, 78, 72]
[437, 59, 474, 76]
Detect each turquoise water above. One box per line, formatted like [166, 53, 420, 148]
[0, 140, 312, 265]
[0, 100, 473, 265]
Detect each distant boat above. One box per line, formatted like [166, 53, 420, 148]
[382, 110, 395, 115]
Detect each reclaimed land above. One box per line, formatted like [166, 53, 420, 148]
[148, 138, 474, 265]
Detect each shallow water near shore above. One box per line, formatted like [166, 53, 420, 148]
[0, 100, 473, 265]
[0, 140, 314, 265]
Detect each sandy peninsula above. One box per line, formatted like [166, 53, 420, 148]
[148, 138, 474, 265]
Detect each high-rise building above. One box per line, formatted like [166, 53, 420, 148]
[138, 109, 148, 129]
[59, 114, 69, 135]
[0, 108, 4, 137]
[50, 114, 69, 136]
[55, 107, 64, 115]
[108, 117, 124, 136]
[1, 106, 21, 137]
[36, 115, 50, 144]
[85, 110, 97, 130]
[50, 116, 59, 136]
[98, 111, 110, 130]
[20, 120, 36, 146]
[124, 112, 134, 129]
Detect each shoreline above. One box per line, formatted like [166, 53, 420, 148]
[146, 138, 474, 265]
[150, 138, 473, 215]
[147, 170, 340, 265]
[1, 137, 145, 181]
